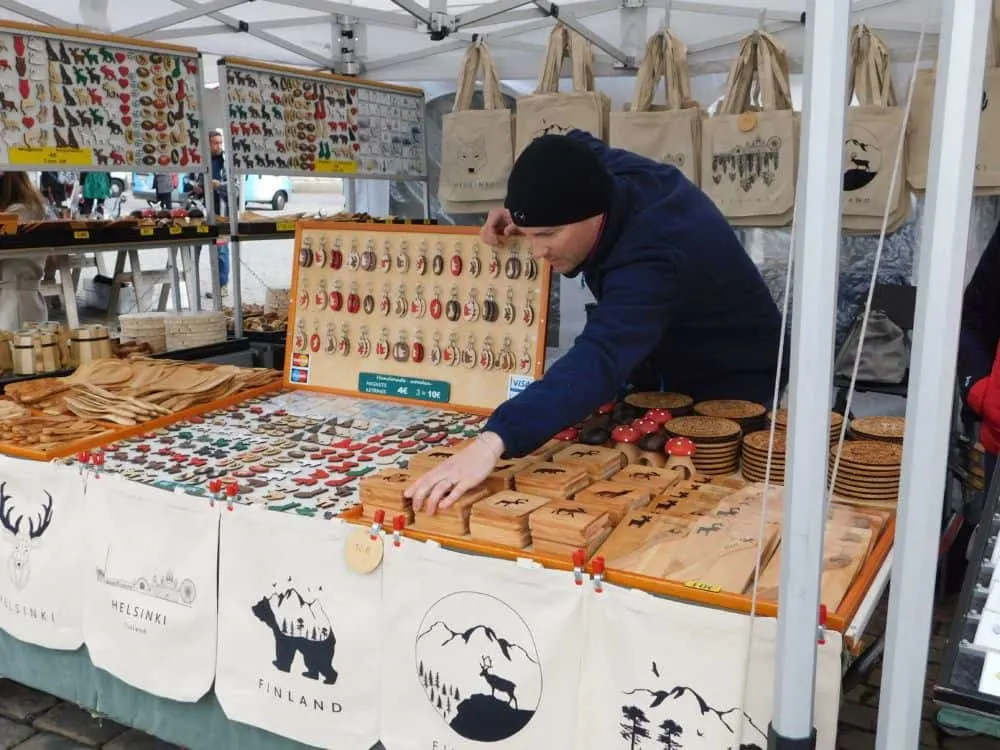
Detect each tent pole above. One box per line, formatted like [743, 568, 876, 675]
[770, 0, 850, 747]
[875, 1, 991, 748]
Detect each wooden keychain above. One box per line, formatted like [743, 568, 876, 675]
[379, 240, 393, 272]
[469, 244, 482, 277]
[393, 283, 408, 318]
[361, 284, 375, 315]
[410, 284, 427, 318]
[462, 333, 478, 368]
[396, 240, 411, 273]
[309, 321, 322, 353]
[483, 287, 499, 322]
[314, 279, 329, 309]
[361, 238, 377, 271]
[519, 336, 533, 373]
[498, 336, 516, 371]
[429, 331, 443, 365]
[330, 236, 344, 270]
[444, 332, 460, 366]
[446, 286, 461, 322]
[488, 246, 501, 277]
[348, 281, 362, 314]
[463, 288, 481, 322]
[313, 236, 327, 267]
[479, 336, 496, 370]
[525, 254, 538, 281]
[297, 281, 310, 310]
[347, 238, 362, 270]
[431, 242, 445, 275]
[429, 286, 443, 320]
[375, 328, 390, 360]
[356, 326, 372, 357]
[505, 247, 522, 279]
[450, 242, 463, 276]
[503, 287, 517, 323]
[299, 236, 314, 268]
[330, 280, 344, 312]
[379, 283, 392, 316]
[412, 329, 425, 363]
[392, 330, 410, 362]
[337, 323, 351, 356]
[415, 241, 428, 275]
[293, 319, 307, 351]
[324, 322, 337, 353]
[522, 291, 536, 326]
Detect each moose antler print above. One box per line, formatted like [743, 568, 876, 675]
[0, 484, 54, 589]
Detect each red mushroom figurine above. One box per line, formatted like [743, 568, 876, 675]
[664, 437, 697, 478]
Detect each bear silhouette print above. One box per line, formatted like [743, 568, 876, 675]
[252, 588, 338, 684]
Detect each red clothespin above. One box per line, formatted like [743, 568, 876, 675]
[572, 548, 586, 586]
[76, 451, 91, 477]
[225, 482, 239, 511]
[91, 450, 105, 479]
[370, 509, 385, 539]
[208, 479, 222, 508]
[392, 514, 405, 547]
[817, 604, 828, 645]
[592, 556, 606, 593]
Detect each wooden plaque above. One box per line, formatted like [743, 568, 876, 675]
[284, 223, 551, 415]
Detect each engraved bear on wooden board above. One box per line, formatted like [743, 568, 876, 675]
[252, 591, 338, 684]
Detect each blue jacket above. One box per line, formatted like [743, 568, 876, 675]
[484, 130, 784, 458]
[959, 219, 1000, 400]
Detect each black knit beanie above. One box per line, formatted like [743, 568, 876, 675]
[504, 135, 614, 227]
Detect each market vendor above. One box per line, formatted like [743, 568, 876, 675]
[959, 220, 1000, 475]
[407, 130, 784, 513]
[0, 172, 49, 331]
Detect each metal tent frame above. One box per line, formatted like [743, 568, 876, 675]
[0, 0, 988, 747]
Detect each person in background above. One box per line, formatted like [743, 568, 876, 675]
[187, 131, 231, 299]
[959, 220, 1000, 485]
[39, 170, 73, 217]
[78, 171, 111, 217]
[153, 173, 174, 210]
[0, 172, 48, 330]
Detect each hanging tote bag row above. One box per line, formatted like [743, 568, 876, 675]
[842, 25, 911, 234]
[701, 30, 798, 227]
[440, 40, 514, 213]
[907, 8, 1000, 195]
[609, 29, 702, 185]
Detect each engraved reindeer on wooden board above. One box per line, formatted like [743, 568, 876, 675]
[479, 656, 518, 708]
[0, 483, 54, 589]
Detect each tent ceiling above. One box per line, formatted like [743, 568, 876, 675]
[0, 0, 942, 82]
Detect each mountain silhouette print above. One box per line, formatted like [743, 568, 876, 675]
[417, 620, 538, 664]
[623, 687, 766, 737]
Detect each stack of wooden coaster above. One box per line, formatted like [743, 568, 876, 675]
[528, 438, 571, 461]
[469, 490, 551, 548]
[769, 409, 844, 443]
[514, 462, 592, 500]
[624, 391, 695, 416]
[552, 444, 626, 480]
[358, 468, 415, 525]
[609, 464, 684, 495]
[741, 429, 787, 484]
[664, 416, 742, 476]
[527, 500, 613, 557]
[694, 399, 767, 432]
[849, 415, 905, 444]
[406, 446, 458, 474]
[118, 312, 168, 353]
[163, 312, 227, 351]
[828, 440, 902, 506]
[484, 458, 535, 493]
[574, 481, 651, 524]
[411, 484, 492, 537]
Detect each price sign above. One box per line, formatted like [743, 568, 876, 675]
[358, 372, 450, 404]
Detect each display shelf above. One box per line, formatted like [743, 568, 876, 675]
[217, 216, 439, 242]
[0, 222, 217, 252]
[934, 472, 1000, 719]
[0, 21, 206, 173]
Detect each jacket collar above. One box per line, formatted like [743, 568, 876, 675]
[565, 178, 630, 279]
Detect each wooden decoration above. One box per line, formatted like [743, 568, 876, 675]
[405, 446, 459, 474]
[527, 500, 613, 557]
[828, 440, 902, 504]
[770, 408, 844, 443]
[469, 490, 551, 548]
[359, 468, 414, 524]
[410, 484, 492, 536]
[528, 438, 569, 461]
[70, 325, 112, 365]
[667, 517, 782, 593]
[693, 399, 767, 431]
[624, 391, 695, 415]
[741, 429, 787, 484]
[284, 224, 551, 414]
[596, 510, 694, 576]
[849, 415, 905, 443]
[484, 458, 535, 494]
[552, 444, 626, 480]
[664, 416, 743, 475]
[609, 464, 685, 495]
[574, 481, 651, 524]
[514, 462, 592, 500]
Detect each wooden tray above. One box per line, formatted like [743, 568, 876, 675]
[283, 223, 552, 415]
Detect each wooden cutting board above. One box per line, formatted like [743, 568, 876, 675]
[596, 510, 694, 576]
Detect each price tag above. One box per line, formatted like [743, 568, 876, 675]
[345, 527, 384, 574]
[140, 227, 154, 237]
[197, 225, 210, 233]
[72, 230, 89, 240]
[684, 580, 722, 594]
[168, 225, 182, 235]
[275, 221, 296, 232]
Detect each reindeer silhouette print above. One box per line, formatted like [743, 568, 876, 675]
[0, 483, 54, 590]
[553, 507, 586, 518]
[629, 514, 653, 528]
[497, 498, 528, 508]
[480, 656, 518, 708]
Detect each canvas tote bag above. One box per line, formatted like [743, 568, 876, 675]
[575, 584, 842, 750]
[0, 458, 86, 650]
[440, 40, 514, 211]
[907, 8, 1000, 194]
[701, 31, 797, 226]
[842, 25, 911, 234]
[515, 24, 611, 156]
[610, 30, 702, 185]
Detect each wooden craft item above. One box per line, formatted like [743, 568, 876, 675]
[597, 511, 694, 577]
[624, 391, 694, 415]
[693, 399, 767, 431]
[828, 440, 903, 502]
[12, 330, 61, 375]
[769, 408, 843, 442]
[609, 464, 684, 495]
[527, 439, 567, 461]
[361, 502, 414, 526]
[70, 325, 113, 365]
[552, 444, 626, 480]
[0, 414, 110, 452]
[406, 447, 459, 474]
[514, 462, 592, 499]
[849, 415, 905, 443]
[359, 468, 414, 511]
[469, 490, 551, 548]
[4, 376, 71, 406]
[664, 415, 742, 443]
[410, 484, 492, 536]
[0, 331, 13, 374]
[527, 500, 612, 557]
[484, 458, 535, 494]
[666, 517, 781, 593]
[573, 481, 651, 524]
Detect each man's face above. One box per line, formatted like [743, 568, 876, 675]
[210, 134, 223, 156]
[516, 215, 604, 274]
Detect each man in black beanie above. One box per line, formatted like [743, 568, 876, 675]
[407, 130, 783, 513]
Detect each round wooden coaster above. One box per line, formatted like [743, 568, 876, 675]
[831, 486, 900, 501]
[829, 461, 902, 478]
[836, 440, 903, 466]
[625, 391, 695, 413]
[828, 473, 900, 490]
[666, 416, 742, 444]
[769, 409, 844, 430]
[698, 463, 740, 476]
[694, 399, 767, 421]
[743, 459, 786, 475]
[344, 527, 384, 574]
[742, 469, 785, 484]
[691, 442, 742, 457]
[850, 416, 905, 442]
[743, 429, 787, 453]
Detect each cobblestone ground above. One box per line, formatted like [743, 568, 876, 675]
[0, 594, 993, 749]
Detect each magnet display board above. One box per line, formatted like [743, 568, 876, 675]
[284, 222, 550, 415]
[0, 21, 204, 171]
[218, 57, 427, 180]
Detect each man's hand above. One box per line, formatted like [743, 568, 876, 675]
[211, 179, 222, 189]
[405, 433, 504, 514]
[480, 208, 520, 247]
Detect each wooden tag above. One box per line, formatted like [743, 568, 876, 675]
[738, 112, 758, 132]
[345, 527, 384, 574]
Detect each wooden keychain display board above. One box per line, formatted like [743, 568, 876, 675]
[218, 56, 427, 179]
[0, 21, 205, 171]
[283, 222, 551, 414]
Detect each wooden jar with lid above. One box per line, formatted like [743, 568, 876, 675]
[71, 324, 113, 365]
[12, 329, 61, 375]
